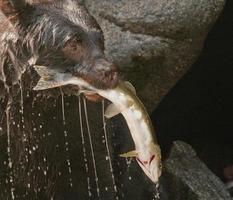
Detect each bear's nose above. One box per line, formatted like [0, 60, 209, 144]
[94, 59, 119, 88]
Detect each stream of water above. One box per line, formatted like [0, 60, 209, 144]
[60, 89, 73, 188]
[102, 100, 118, 199]
[78, 96, 92, 197]
[5, 86, 15, 200]
[83, 97, 100, 198]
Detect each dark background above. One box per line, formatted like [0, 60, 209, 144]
[152, 0, 233, 181]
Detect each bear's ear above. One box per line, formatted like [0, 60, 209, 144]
[0, 1, 56, 23]
[9, 0, 27, 11]
[0, 0, 29, 25]
[0, 0, 57, 33]
[0, 0, 26, 16]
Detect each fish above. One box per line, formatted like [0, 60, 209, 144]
[33, 65, 162, 184]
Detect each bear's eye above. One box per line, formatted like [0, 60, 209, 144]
[62, 37, 83, 61]
[66, 37, 82, 51]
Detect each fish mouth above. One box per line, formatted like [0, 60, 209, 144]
[136, 156, 161, 183]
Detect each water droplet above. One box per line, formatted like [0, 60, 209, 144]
[8, 162, 12, 168]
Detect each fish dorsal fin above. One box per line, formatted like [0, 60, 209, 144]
[125, 81, 136, 94]
[104, 103, 120, 118]
[119, 150, 138, 158]
[33, 65, 65, 90]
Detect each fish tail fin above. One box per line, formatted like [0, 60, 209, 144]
[33, 65, 64, 90]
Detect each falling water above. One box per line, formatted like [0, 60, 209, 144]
[83, 97, 100, 197]
[19, 80, 24, 114]
[19, 80, 30, 195]
[19, 80, 26, 148]
[125, 157, 133, 171]
[153, 183, 160, 200]
[60, 89, 66, 123]
[102, 100, 118, 198]
[78, 96, 92, 197]
[5, 95, 15, 200]
[60, 89, 73, 188]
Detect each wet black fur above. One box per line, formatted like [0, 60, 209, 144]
[0, 1, 120, 199]
[0, 0, 117, 96]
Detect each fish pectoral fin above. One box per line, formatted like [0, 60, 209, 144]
[119, 150, 138, 158]
[125, 81, 136, 94]
[33, 65, 64, 90]
[104, 103, 121, 118]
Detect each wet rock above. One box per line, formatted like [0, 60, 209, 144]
[0, 1, 228, 199]
[85, 0, 225, 111]
[162, 141, 232, 200]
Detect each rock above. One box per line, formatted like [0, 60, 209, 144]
[84, 0, 225, 111]
[0, 1, 228, 199]
[162, 141, 232, 200]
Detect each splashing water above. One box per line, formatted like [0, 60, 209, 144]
[125, 157, 133, 171]
[5, 90, 15, 200]
[83, 97, 100, 197]
[153, 182, 160, 200]
[19, 82, 31, 197]
[60, 89, 73, 188]
[78, 96, 92, 197]
[102, 100, 118, 198]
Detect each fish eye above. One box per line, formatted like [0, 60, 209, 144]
[159, 162, 162, 169]
[66, 37, 82, 50]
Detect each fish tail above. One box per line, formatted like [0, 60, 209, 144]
[33, 65, 63, 90]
